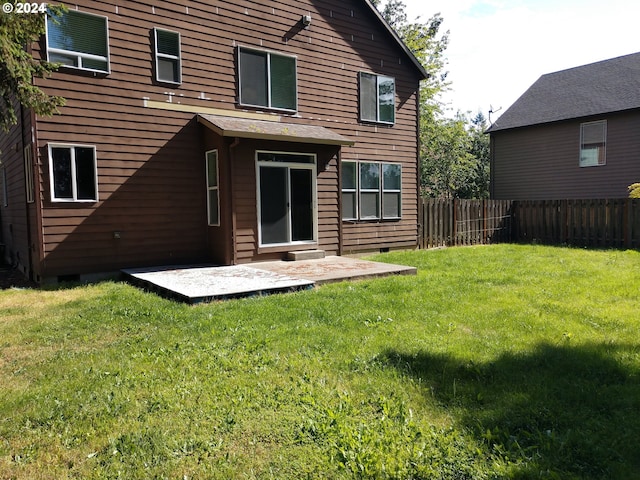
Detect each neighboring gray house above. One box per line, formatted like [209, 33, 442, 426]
[488, 52, 640, 200]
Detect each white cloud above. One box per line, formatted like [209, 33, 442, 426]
[401, 0, 640, 120]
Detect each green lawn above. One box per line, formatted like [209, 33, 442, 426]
[1, 245, 639, 479]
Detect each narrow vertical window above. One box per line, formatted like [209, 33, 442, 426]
[1, 167, 7, 207]
[24, 145, 35, 203]
[359, 162, 380, 219]
[48, 144, 98, 202]
[206, 150, 220, 226]
[341, 161, 357, 220]
[359, 72, 395, 124]
[580, 120, 606, 167]
[382, 164, 401, 218]
[154, 28, 181, 84]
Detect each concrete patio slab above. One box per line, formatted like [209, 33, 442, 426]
[122, 265, 314, 303]
[252, 256, 417, 284]
[122, 256, 416, 303]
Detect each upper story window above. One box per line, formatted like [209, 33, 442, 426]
[580, 120, 606, 167]
[48, 144, 98, 202]
[154, 28, 181, 84]
[46, 9, 110, 73]
[359, 72, 395, 125]
[238, 47, 297, 112]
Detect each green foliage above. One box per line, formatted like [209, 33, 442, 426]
[374, 1, 490, 198]
[0, 4, 65, 132]
[629, 183, 640, 198]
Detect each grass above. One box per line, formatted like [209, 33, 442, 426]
[0, 244, 639, 479]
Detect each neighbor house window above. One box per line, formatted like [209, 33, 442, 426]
[238, 47, 297, 111]
[154, 28, 181, 84]
[580, 120, 606, 167]
[48, 144, 98, 202]
[342, 161, 402, 220]
[359, 72, 395, 124]
[206, 150, 220, 226]
[46, 9, 110, 73]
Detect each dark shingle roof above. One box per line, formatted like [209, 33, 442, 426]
[487, 52, 640, 132]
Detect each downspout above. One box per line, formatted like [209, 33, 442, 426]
[229, 137, 240, 265]
[19, 103, 34, 280]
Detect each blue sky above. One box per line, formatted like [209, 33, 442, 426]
[401, 0, 640, 121]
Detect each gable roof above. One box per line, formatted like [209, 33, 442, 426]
[487, 52, 640, 132]
[362, 0, 429, 79]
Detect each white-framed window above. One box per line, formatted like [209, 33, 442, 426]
[154, 28, 181, 84]
[342, 161, 402, 220]
[1, 167, 7, 207]
[48, 144, 98, 202]
[359, 72, 395, 124]
[580, 120, 606, 167]
[206, 150, 220, 226]
[46, 9, 110, 73]
[24, 145, 35, 203]
[382, 163, 401, 219]
[238, 47, 297, 112]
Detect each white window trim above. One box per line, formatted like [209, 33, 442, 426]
[255, 150, 317, 247]
[579, 120, 607, 167]
[48, 143, 99, 203]
[238, 46, 298, 113]
[342, 161, 402, 221]
[154, 28, 182, 85]
[359, 72, 396, 125]
[45, 10, 111, 74]
[206, 150, 220, 226]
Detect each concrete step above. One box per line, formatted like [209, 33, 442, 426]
[286, 250, 326, 261]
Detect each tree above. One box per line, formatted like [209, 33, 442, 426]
[374, 1, 491, 199]
[0, 4, 65, 133]
[629, 183, 640, 198]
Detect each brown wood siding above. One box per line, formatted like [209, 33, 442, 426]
[27, 0, 421, 277]
[492, 111, 640, 200]
[0, 102, 33, 278]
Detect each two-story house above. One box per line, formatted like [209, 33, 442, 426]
[0, 0, 427, 283]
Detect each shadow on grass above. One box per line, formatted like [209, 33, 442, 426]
[381, 342, 640, 478]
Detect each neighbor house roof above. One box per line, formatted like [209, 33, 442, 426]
[487, 52, 640, 132]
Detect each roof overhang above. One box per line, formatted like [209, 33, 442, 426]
[197, 114, 355, 146]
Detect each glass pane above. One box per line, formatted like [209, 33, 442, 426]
[581, 122, 605, 144]
[342, 162, 356, 190]
[259, 166, 288, 244]
[383, 192, 400, 218]
[48, 10, 107, 57]
[239, 49, 268, 107]
[270, 54, 296, 110]
[208, 190, 219, 225]
[75, 147, 96, 200]
[82, 58, 108, 71]
[51, 148, 73, 199]
[342, 192, 356, 219]
[207, 151, 218, 187]
[257, 152, 313, 164]
[360, 192, 379, 218]
[383, 164, 401, 190]
[360, 72, 377, 121]
[158, 58, 179, 83]
[156, 29, 179, 57]
[360, 162, 380, 190]
[48, 52, 78, 67]
[378, 76, 395, 123]
[290, 169, 313, 241]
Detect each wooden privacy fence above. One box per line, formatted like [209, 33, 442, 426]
[419, 198, 640, 249]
